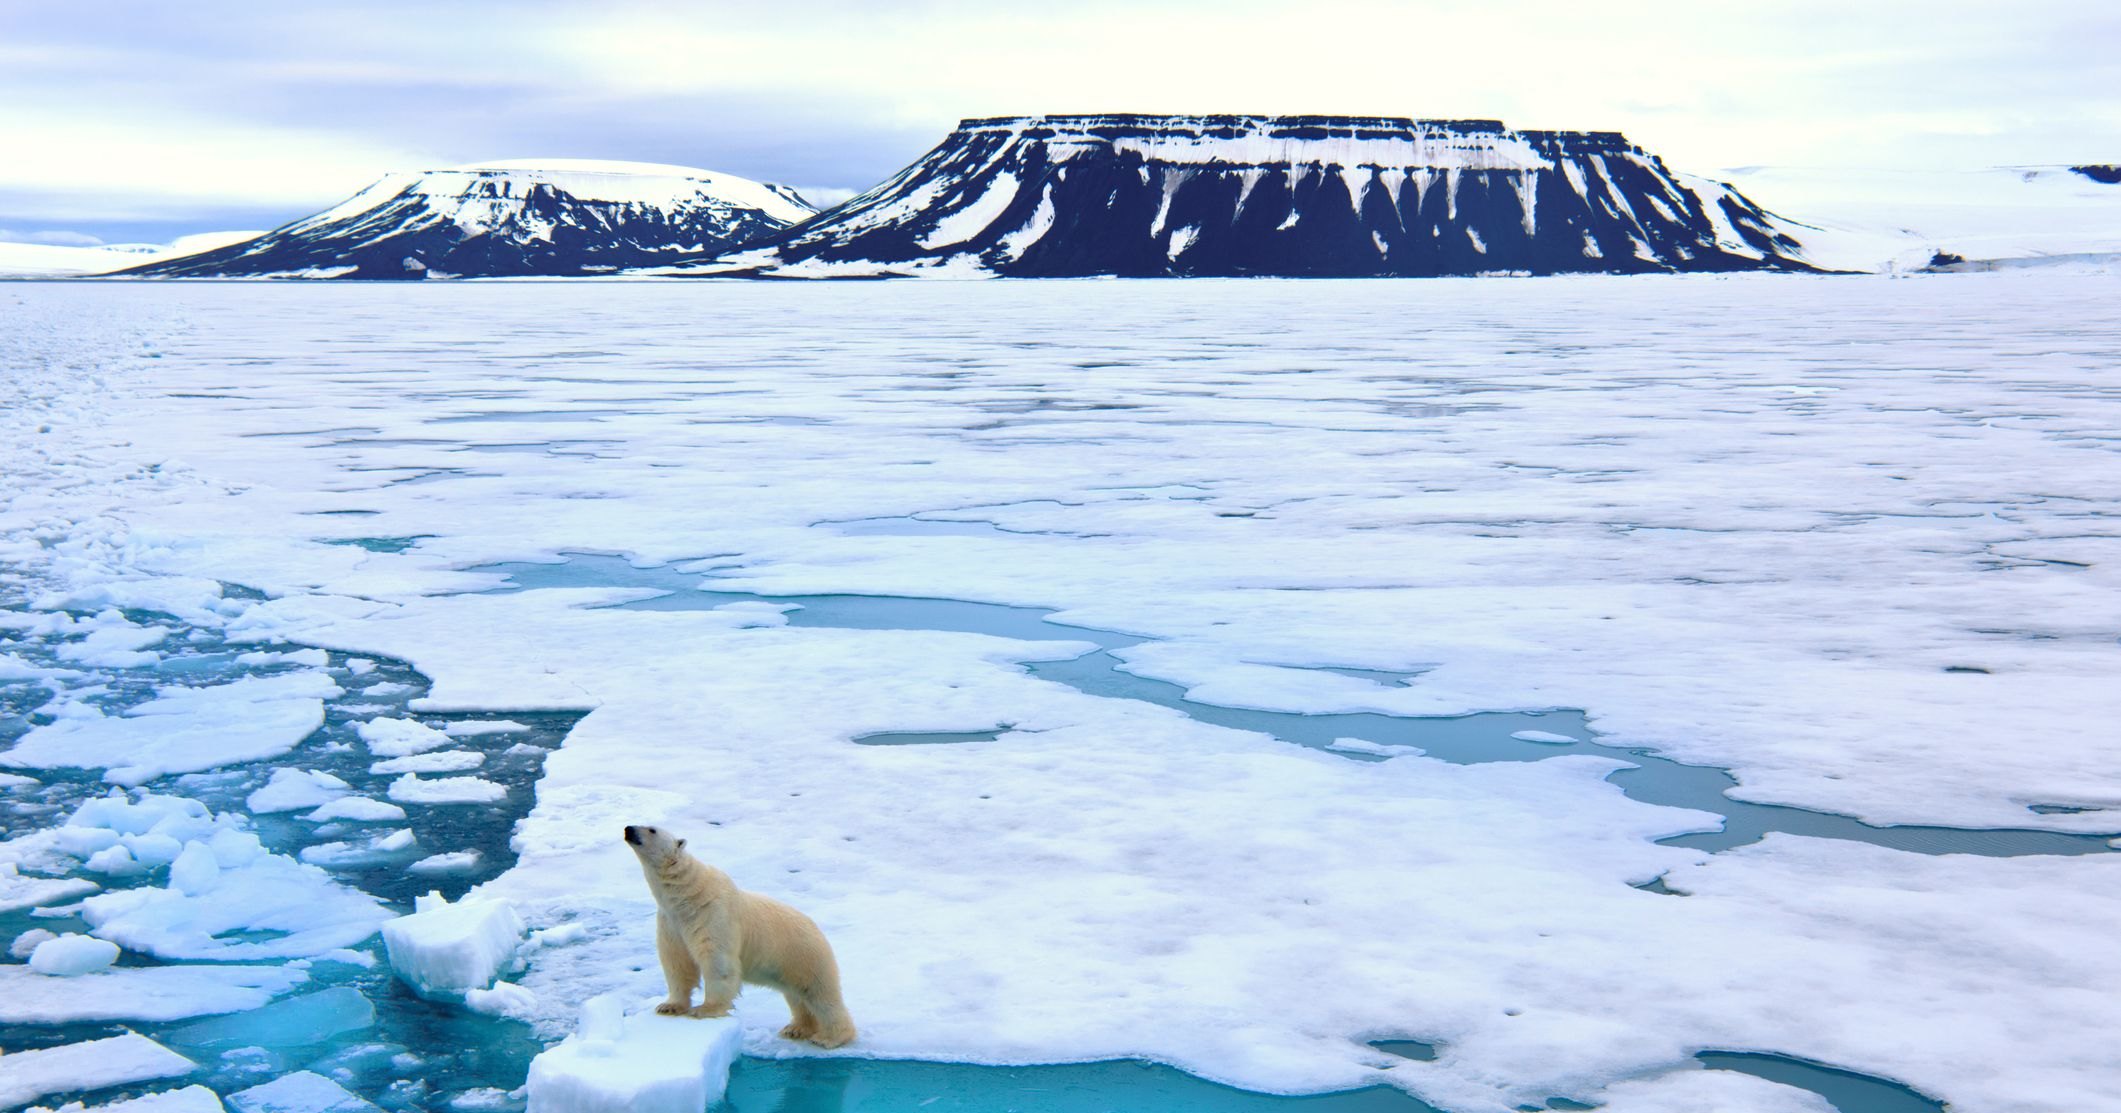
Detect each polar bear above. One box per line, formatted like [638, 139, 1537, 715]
[623, 824, 857, 1048]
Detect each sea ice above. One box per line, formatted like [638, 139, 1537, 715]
[444, 721, 528, 736]
[75, 797, 390, 960]
[1511, 730, 1579, 744]
[356, 718, 452, 757]
[379, 890, 525, 1000]
[225, 1072, 381, 1113]
[0, 673, 338, 785]
[247, 770, 351, 814]
[24, 1085, 230, 1113]
[524, 996, 741, 1113]
[0, 1034, 195, 1109]
[0, 964, 308, 1023]
[27, 931, 120, 975]
[407, 851, 481, 875]
[300, 797, 407, 822]
[0, 864, 97, 912]
[368, 750, 484, 775]
[386, 774, 505, 805]
[167, 986, 374, 1050]
[463, 979, 537, 1019]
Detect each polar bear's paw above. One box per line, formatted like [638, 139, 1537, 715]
[779, 1020, 816, 1042]
[687, 1003, 732, 1019]
[655, 1000, 690, 1016]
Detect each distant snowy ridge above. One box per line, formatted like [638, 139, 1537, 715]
[673, 114, 1813, 278]
[0, 231, 260, 278]
[1719, 163, 2121, 274]
[122, 160, 815, 279]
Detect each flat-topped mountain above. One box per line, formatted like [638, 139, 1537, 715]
[124, 160, 815, 279]
[686, 114, 1814, 278]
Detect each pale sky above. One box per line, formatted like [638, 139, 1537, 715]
[2, 0, 2115, 244]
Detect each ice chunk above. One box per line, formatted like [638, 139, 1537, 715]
[226, 1071, 382, 1113]
[167, 842, 220, 895]
[407, 851, 481, 875]
[386, 774, 506, 805]
[86, 844, 144, 876]
[0, 1034, 196, 1109]
[167, 986, 375, 1051]
[380, 890, 525, 1000]
[236, 648, 330, 668]
[300, 797, 407, 823]
[1594, 1067, 1835, 1113]
[443, 720, 528, 737]
[125, 833, 185, 867]
[357, 718, 452, 757]
[463, 979, 537, 1019]
[1511, 730, 1579, 744]
[525, 997, 741, 1113]
[300, 830, 417, 867]
[81, 836, 392, 960]
[369, 750, 484, 775]
[0, 865, 97, 912]
[28, 932, 120, 975]
[0, 771, 38, 788]
[12, 927, 58, 957]
[344, 658, 376, 675]
[25, 1084, 231, 1113]
[0, 964, 308, 1023]
[1, 673, 338, 786]
[70, 793, 213, 837]
[248, 770, 351, 814]
[1324, 736, 1424, 758]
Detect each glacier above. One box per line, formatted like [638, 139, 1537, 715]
[3, 276, 2119, 1113]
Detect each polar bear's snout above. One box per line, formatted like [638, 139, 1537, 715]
[623, 824, 642, 846]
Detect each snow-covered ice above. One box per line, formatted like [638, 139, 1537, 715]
[24, 1086, 231, 1113]
[1, 673, 338, 786]
[379, 890, 526, 1001]
[0, 963, 308, 1023]
[385, 774, 505, 805]
[0, 1035, 196, 1109]
[523, 996, 741, 1113]
[247, 770, 351, 814]
[225, 1072, 380, 1113]
[26, 931, 120, 975]
[4, 278, 2120, 1113]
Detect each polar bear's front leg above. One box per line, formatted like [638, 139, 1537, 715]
[654, 912, 700, 1015]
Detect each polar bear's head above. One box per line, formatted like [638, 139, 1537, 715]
[623, 824, 687, 867]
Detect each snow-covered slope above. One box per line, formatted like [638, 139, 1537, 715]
[123, 160, 815, 279]
[678, 115, 1812, 278]
[1717, 164, 2121, 273]
[0, 232, 261, 278]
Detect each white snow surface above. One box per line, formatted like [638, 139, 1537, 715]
[380, 890, 526, 1000]
[0, 1035, 195, 1109]
[1715, 164, 2121, 273]
[3, 278, 2120, 1113]
[524, 997, 742, 1113]
[225, 1072, 379, 1113]
[26, 931, 120, 975]
[1, 672, 337, 785]
[0, 232, 259, 278]
[0, 963, 308, 1023]
[25, 1086, 230, 1113]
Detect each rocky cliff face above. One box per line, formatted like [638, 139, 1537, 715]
[125, 161, 814, 279]
[691, 115, 1813, 278]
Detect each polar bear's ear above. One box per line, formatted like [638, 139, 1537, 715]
[676, 838, 687, 850]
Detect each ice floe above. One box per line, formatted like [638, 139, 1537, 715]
[0, 1034, 196, 1109]
[380, 890, 526, 1001]
[0, 963, 308, 1023]
[1, 673, 338, 786]
[524, 995, 741, 1113]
